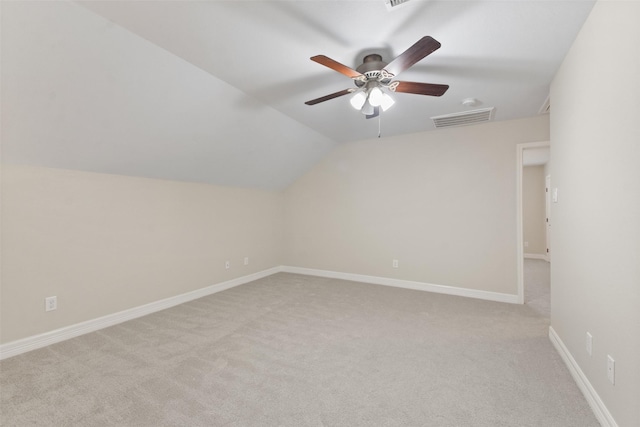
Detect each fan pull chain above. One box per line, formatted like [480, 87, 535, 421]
[378, 115, 382, 138]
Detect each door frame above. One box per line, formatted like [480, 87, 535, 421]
[545, 174, 551, 262]
[516, 141, 550, 304]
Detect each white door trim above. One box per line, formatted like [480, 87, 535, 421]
[516, 141, 550, 304]
[545, 174, 551, 262]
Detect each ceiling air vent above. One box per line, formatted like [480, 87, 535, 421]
[431, 107, 496, 128]
[385, 0, 411, 11]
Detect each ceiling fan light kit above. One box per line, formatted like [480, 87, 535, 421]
[378, 92, 396, 111]
[305, 36, 449, 120]
[368, 86, 384, 106]
[350, 91, 367, 110]
[348, 82, 396, 116]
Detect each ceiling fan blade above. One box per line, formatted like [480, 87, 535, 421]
[383, 36, 442, 77]
[311, 55, 364, 79]
[391, 81, 449, 97]
[366, 107, 380, 119]
[305, 88, 354, 105]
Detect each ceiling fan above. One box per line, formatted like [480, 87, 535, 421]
[305, 36, 449, 119]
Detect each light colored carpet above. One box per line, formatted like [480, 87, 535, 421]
[524, 258, 551, 317]
[1, 272, 597, 426]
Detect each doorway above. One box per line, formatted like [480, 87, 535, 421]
[516, 141, 550, 305]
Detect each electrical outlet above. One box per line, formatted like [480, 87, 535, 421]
[586, 332, 592, 356]
[607, 355, 615, 384]
[225, 261, 230, 269]
[392, 259, 399, 268]
[524, 241, 529, 248]
[45, 296, 57, 312]
[244, 257, 249, 266]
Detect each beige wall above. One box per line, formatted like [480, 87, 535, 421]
[284, 116, 549, 295]
[1, 116, 549, 345]
[0, 165, 283, 343]
[522, 165, 546, 255]
[550, 0, 640, 425]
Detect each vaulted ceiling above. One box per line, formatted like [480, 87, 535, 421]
[1, 1, 595, 190]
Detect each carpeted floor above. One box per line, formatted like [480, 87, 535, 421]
[524, 258, 551, 317]
[0, 271, 597, 426]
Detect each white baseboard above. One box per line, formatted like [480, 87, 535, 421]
[0, 267, 281, 361]
[548, 326, 618, 427]
[281, 266, 519, 304]
[524, 253, 549, 261]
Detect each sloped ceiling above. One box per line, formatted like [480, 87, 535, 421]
[1, 1, 595, 190]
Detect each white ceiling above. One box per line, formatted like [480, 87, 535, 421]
[1, 0, 594, 190]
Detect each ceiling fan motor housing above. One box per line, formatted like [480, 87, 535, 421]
[355, 54, 390, 86]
